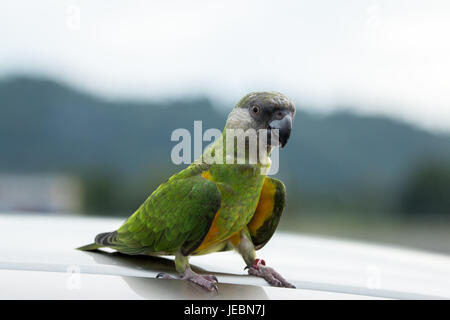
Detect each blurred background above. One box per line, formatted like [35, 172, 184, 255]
[1, 0, 450, 254]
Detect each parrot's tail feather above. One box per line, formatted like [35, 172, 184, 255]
[77, 231, 119, 251]
[95, 231, 120, 247]
[77, 243, 102, 251]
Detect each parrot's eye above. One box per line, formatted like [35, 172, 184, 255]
[250, 105, 261, 115]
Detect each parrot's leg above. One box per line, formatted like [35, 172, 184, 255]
[246, 259, 295, 288]
[233, 230, 296, 289]
[156, 252, 218, 293]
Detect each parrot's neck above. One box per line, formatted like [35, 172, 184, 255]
[200, 130, 272, 173]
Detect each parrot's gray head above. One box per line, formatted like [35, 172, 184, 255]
[226, 91, 295, 148]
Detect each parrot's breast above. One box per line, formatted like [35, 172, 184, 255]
[194, 164, 266, 253]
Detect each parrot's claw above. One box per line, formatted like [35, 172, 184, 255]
[200, 274, 219, 283]
[156, 272, 175, 280]
[156, 269, 219, 293]
[182, 269, 219, 293]
[247, 259, 296, 289]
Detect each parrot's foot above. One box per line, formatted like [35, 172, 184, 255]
[156, 269, 219, 293]
[247, 259, 296, 288]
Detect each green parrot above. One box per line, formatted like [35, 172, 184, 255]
[78, 91, 296, 291]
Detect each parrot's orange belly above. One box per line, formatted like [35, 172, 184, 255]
[194, 209, 226, 253]
[194, 170, 275, 254]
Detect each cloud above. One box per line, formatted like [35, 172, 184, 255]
[1, 0, 449, 132]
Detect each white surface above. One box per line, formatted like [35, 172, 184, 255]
[0, 213, 449, 299]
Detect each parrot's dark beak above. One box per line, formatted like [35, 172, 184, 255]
[268, 114, 292, 148]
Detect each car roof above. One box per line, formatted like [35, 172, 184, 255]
[0, 213, 449, 299]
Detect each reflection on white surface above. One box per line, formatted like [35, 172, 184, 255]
[0, 213, 449, 299]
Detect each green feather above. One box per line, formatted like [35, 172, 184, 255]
[110, 165, 221, 255]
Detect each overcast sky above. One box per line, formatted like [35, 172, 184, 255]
[1, 0, 450, 132]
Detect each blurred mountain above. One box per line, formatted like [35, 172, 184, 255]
[1, 76, 450, 214]
[0, 76, 222, 175]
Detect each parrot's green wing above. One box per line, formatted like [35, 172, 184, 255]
[247, 177, 286, 250]
[95, 165, 221, 256]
